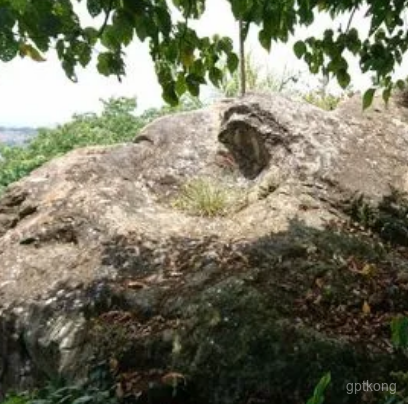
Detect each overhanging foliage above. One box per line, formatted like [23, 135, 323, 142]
[1, 0, 407, 106]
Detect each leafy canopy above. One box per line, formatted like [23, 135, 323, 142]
[1, 0, 407, 105]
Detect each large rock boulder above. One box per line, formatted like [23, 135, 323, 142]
[1, 93, 408, 403]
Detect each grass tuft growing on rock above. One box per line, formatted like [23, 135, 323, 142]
[303, 92, 343, 111]
[173, 178, 240, 217]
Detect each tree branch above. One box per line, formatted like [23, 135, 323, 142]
[98, 0, 115, 36]
[345, 6, 358, 33]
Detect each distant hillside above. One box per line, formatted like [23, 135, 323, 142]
[0, 126, 37, 146]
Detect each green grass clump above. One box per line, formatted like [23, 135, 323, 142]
[173, 178, 238, 217]
[0, 361, 117, 404]
[303, 92, 342, 111]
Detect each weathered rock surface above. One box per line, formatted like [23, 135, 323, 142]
[1, 93, 408, 403]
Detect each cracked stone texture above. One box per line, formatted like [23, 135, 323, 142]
[1, 93, 408, 402]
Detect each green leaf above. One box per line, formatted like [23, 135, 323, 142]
[71, 396, 94, 404]
[175, 74, 187, 96]
[101, 25, 121, 49]
[306, 372, 331, 404]
[30, 400, 50, 404]
[73, 41, 92, 67]
[180, 46, 195, 68]
[9, 0, 28, 13]
[186, 74, 202, 96]
[363, 88, 376, 110]
[87, 0, 102, 17]
[227, 53, 239, 73]
[97, 52, 124, 76]
[162, 82, 179, 106]
[293, 40, 307, 58]
[134, 15, 148, 42]
[337, 69, 350, 89]
[0, 32, 19, 62]
[231, 0, 251, 18]
[217, 37, 233, 53]
[97, 52, 113, 76]
[62, 56, 77, 82]
[111, 11, 134, 46]
[82, 27, 97, 44]
[154, 6, 172, 36]
[391, 316, 408, 348]
[0, 5, 16, 28]
[259, 29, 272, 52]
[209, 66, 223, 87]
[382, 87, 392, 104]
[396, 79, 405, 90]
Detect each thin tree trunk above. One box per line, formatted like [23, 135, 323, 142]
[239, 19, 246, 97]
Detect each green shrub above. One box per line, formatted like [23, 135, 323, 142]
[0, 392, 30, 404]
[0, 96, 203, 195]
[0, 361, 116, 404]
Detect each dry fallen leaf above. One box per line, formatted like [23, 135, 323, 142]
[161, 372, 186, 386]
[126, 280, 148, 289]
[313, 294, 322, 305]
[362, 300, 371, 315]
[360, 263, 377, 277]
[115, 382, 124, 398]
[19, 43, 46, 62]
[315, 277, 324, 288]
[109, 358, 119, 372]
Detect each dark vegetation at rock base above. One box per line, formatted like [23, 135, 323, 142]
[4, 204, 408, 404]
[81, 203, 408, 404]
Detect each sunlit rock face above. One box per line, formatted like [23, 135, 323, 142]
[1, 93, 408, 403]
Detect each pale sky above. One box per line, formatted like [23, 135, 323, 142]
[0, 0, 405, 127]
